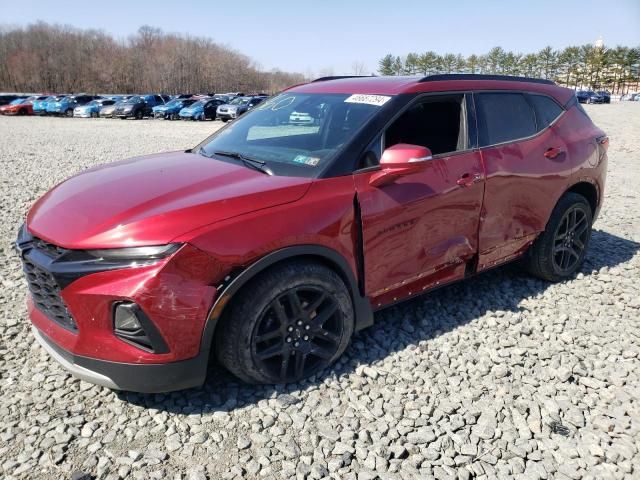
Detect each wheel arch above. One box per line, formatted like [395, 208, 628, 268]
[565, 180, 599, 216]
[199, 245, 374, 356]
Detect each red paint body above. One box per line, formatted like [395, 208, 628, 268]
[22, 76, 607, 374]
[0, 102, 34, 115]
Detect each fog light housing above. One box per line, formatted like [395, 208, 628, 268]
[113, 302, 169, 353]
[114, 303, 142, 331]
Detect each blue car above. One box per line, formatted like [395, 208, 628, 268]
[152, 98, 197, 120]
[73, 98, 117, 118]
[47, 94, 101, 116]
[179, 97, 228, 121]
[33, 95, 66, 115]
[576, 90, 604, 104]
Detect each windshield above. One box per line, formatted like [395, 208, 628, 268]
[165, 99, 182, 107]
[87, 100, 99, 106]
[229, 97, 248, 105]
[125, 96, 143, 104]
[9, 98, 24, 105]
[191, 100, 207, 108]
[197, 92, 389, 177]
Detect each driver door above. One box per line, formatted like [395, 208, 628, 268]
[353, 93, 484, 305]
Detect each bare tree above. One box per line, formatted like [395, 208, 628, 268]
[0, 22, 305, 94]
[351, 61, 366, 75]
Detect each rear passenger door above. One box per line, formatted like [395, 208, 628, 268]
[475, 91, 569, 270]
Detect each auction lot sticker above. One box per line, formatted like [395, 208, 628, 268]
[344, 94, 391, 106]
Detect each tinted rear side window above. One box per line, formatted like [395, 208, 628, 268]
[475, 93, 536, 147]
[529, 94, 563, 131]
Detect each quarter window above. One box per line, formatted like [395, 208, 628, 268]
[529, 94, 563, 131]
[475, 93, 536, 147]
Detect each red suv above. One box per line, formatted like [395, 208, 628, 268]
[17, 75, 608, 392]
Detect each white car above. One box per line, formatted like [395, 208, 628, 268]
[289, 111, 315, 125]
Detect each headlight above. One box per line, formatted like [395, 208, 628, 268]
[85, 244, 181, 261]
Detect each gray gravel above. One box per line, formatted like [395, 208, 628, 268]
[1, 107, 639, 480]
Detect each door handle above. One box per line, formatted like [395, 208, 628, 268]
[456, 172, 482, 187]
[544, 147, 564, 159]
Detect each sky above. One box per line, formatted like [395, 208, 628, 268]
[1, 0, 639, 75]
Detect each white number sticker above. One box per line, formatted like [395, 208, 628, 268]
[344, 94, 391, 106]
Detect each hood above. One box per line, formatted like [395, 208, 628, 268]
[27, 151, 312, 249]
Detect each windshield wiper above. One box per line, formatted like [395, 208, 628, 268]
[211, 150, 273, 175]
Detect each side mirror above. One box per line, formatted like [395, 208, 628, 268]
[369, 144, 433, 187]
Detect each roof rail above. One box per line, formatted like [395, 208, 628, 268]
[311, 75, 372, 82]
[419, 74, 555, 85]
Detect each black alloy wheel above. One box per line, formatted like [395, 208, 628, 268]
[251, 286, 345, 383]
[552, 205, 589, 275]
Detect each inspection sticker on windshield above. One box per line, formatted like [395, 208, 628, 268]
[344, 94, 391, 106]
[293, 155, 320, 166]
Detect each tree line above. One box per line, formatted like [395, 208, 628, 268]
[378, 45, 640, 94]
[0, 22, 305, 94]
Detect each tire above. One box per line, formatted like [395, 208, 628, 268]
[91, 111, 98, 118]
[18, 109, 26, 116]
[215, 261, 354, 384]
[135, 110, 143, 120]
[65, 109, 73, 117]
[524, 192, 593, 282]
[221, 118, 228, 123]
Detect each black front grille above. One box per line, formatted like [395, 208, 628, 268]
[21, 243, 77, 332]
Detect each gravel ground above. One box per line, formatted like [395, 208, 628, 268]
[0, 106, 639, 480]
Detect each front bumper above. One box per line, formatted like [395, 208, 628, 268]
[33, 326, 208, 392]
[16, 226, 223, 392]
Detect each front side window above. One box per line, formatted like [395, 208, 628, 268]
[384, 94, 467, 156]
[197, 92, 387, 177]
[475, 92, 536, 147]
[529, 94, 563, 131]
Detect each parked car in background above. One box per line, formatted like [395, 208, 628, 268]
[289, 110, 317, 125]
[99, 97, 130, 118]
[216, 95, 267, 122]
[153, 98, 197, 120]
[0, 94, 27, 106]
[47, 94, 101, 117]
[620, 93, 638, 101]
[74, 99, 117, 118]
[596, 91, 611, 104]
[179, 97, 227, 120]
[171, 94, 194, 100]
[0, 96, 47, 115]
[33, 95, 64, 115]
[576, 90, 605, 104]
[113, 95, 166, 119]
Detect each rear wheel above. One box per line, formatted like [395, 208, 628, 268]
[525, 192, 592, 282]
[216, 262, 354, 384]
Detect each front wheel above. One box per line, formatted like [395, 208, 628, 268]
[216, 262, 354, 384]
[65, 109, 73, 117]
[221, 118, 228, 123]
[135, 110, 143, 120]
[525, 192, 593, 282]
